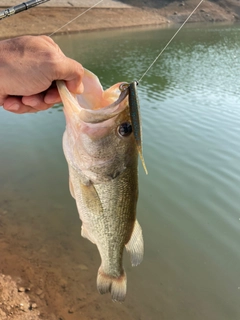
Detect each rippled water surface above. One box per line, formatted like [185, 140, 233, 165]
[1, 24, 240, 319]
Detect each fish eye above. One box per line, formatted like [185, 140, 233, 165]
[118, 122, 132, 137]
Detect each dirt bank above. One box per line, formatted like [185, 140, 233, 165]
[0, 274, 44, 320]
[0, 0, 239, 39]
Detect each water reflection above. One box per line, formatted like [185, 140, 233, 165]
[1, 23, 240, 319]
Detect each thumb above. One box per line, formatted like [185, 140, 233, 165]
[56, 57, 84, 94]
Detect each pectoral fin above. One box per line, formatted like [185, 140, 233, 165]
[79, 183, 103, 244]
[125, 220, 144, 267]
[80, 182, 103, 215]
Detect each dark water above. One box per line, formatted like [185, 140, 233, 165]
[1, 23, 240, 319]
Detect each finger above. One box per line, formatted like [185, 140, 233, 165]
[55, 58, 84, 94]
[3, 96, 23, 112]
[22, 94, 52, 111]
[3, 96, 51, 113]
[43, 87, 61, 105]
[3, 98, 36, 114]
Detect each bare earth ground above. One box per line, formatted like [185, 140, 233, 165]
[0, 0, 240, 319]
[0, 0, 240, 39]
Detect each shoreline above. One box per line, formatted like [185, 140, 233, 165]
[0, 0, 239, 39]
[0, 7, 167, 40]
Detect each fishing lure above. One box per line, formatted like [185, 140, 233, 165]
[120, 81, 148, 175]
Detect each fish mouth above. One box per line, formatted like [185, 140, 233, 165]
[76, 86, 129, 124]
[57, 68, 129, 124]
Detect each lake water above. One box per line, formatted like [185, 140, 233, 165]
[1, 23, 240, 319]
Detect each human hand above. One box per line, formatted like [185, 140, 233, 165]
[0, 35, 84, 113]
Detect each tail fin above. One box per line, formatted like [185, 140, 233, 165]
[97, 267, 127, 302]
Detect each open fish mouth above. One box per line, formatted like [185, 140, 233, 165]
[57, 68, 129, 124]
[76, 88, 129, 124]
[56, 68, 147, 174]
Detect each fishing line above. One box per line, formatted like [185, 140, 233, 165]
[138, 0, 204, 82]
[47, 0, 204, 77]
[48, 0, 104, 37]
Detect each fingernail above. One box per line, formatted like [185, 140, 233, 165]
[7, 103, 20, 111]
[79, 83, 84, 93]
[28, 98, 38, 107]
[76, 83, 84, 94]
[44, 95, 60, 105]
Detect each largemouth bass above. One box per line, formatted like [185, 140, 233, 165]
[56, 69, 144, 302]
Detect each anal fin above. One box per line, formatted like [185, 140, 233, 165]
[125, 220, 144, 267]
